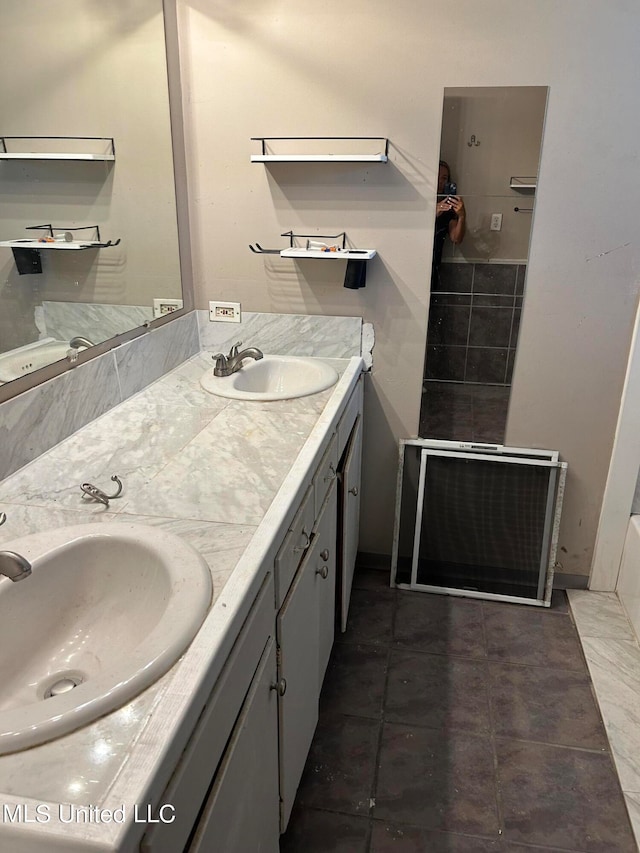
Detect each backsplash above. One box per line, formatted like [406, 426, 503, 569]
[197, 311, 363, 358]
[41, 301, 154, 343]
[0, 312, 199, 481]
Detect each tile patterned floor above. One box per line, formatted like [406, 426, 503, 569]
[281, 571, 638, 852]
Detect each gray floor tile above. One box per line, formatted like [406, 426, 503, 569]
[352, 566, 395, 592]
[342, 588, 395, 646]
[385, 649, 490, 734]
[394, 593, 486, 658]
[496, 738, 637, 851]
[295, 713, 380, 817]
[374, 722, 499, 836]
[320, 642, 388, 719]
[370, 821, 502, 851]
[280, 807, 370, 852]
[482, 602, 587, 670]
[489, 662, 609, 749]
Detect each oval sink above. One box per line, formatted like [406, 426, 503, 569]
[0, 523, 212, 754]
[200, 355, 339, 401]
[0, 339, 86, 384]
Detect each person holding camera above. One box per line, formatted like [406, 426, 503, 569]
[432, 160, 466, 285]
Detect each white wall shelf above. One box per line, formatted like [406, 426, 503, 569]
[280, 248, 376, 260]
[2, 225, 121, 275]
[510, 176, 537, 190]
[0, 136, 115, 161]
[250, 137, 389, 163]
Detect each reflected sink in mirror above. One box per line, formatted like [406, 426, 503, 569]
[0, 338, 89, 385]
[200, 355, 339, 401]
[0, 523, 212, 754]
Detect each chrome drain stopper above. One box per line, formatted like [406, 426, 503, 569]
[45, 676, 83, 698]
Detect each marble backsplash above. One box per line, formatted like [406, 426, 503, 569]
[41, 301, 154, 344]
[0, 312, 199, 481]
[0, 310, 370, 483]
[197, 311, 364, 358]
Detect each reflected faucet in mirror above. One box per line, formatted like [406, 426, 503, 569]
[69, 336, 95, 350]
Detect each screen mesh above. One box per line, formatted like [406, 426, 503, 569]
[416, 455, 553, 599]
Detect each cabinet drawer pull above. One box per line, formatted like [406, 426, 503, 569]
[293, 529, 311, 554]
[324, 463, 337, 482]
[349, 486, 359, 496]
[316, 565, 329, 580]
[320, 548, 330, 561]
[270, 678, 287, 696]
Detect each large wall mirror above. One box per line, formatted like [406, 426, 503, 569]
[421, 86, 548, 443]
[0, 2, 183, 392]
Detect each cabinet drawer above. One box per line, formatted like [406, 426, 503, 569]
[275, 484, 315, 609]
[337, 377, 363, 458]
[313, 434, 338, 517]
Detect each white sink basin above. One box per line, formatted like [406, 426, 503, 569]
[0, 523, 212, 754]
[0, 338, 86, 384]
[200, 355, 339, 401]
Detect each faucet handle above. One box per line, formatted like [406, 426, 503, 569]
[229, 341, 243, 358]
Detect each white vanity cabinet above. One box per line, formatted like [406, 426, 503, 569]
[277, 480, 337, 830]
[142, 370, 364, 851]
[142, 574, 279, 853]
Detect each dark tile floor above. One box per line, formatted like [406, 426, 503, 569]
[280, 569, 638, 853]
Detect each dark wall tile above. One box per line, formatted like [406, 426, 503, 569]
[435, 263, 474, 293]
[509, 308, 521, 349]
[465, 348, 508, 384]
[424, 345, 466, 382]
[428, 303, 471, 346]
[468, 307, 514, 348]
[473, 264, 518, 295]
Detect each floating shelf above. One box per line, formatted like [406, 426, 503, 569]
[0, 239, 114, 250]
[251, 137, 389, 163]
[1, 225, 121, 275]
[0, 136, 115, 162]
[510, 176, 537, 190]
[280, 248, 376, 260]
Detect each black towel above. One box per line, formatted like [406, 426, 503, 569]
[343, 259, 367, 289]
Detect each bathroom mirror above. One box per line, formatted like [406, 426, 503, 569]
[420, 86, 548, 443]
[0, 1, 183, 390]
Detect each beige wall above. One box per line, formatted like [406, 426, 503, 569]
[0, 1, 181, 352]
[178, 0, 640, 577]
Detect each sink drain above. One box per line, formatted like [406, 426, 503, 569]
[44, 675, 84, 699]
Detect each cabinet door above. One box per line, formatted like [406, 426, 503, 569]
[316, 481, 337, 691]
[277, 541, 321, 830]
[340, 416, 363, 632]
[188, 637, 280, 853]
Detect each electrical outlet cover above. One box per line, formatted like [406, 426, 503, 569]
[209, 301, 241, 323]
[153, 298, 183, 318]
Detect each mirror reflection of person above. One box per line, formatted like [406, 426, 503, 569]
[432, 160, 466, 286]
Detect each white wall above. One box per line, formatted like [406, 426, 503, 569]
[177, 0, 640, 576]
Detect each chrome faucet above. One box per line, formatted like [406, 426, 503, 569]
[212, 342, 264, 377]
[69, 336, 95, 349]
[0, 551, 32, 582]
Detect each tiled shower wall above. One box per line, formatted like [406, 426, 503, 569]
[425, 262, 526, 385]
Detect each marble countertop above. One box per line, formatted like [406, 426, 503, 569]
[0, 351, 363, 851]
